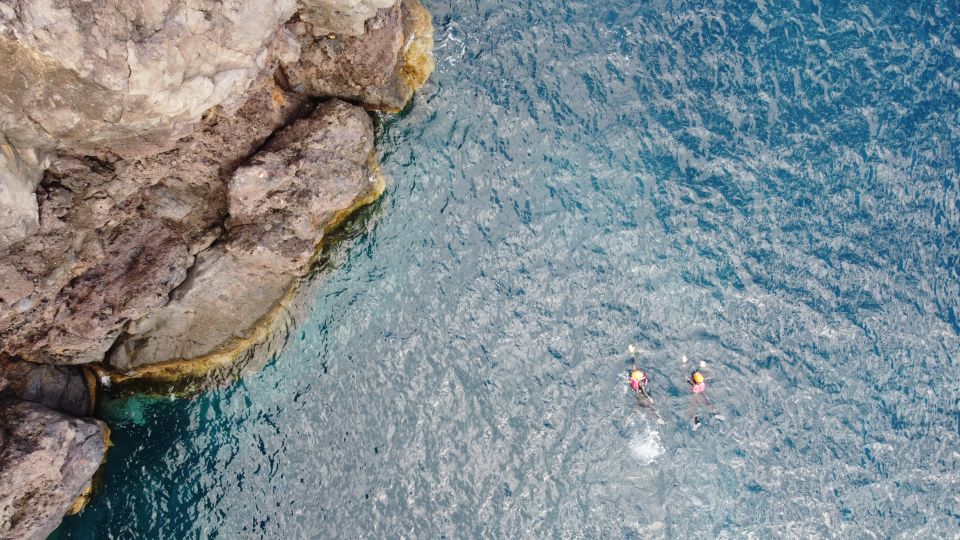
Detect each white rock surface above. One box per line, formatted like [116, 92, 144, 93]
[298, 0, 396, 36]
[0, 133, 46, 249]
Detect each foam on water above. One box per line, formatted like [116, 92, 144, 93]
[631, 426, 664, 465]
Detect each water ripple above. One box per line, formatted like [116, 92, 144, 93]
[56, 0, 960, 538]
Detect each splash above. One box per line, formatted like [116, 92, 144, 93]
[630, 426, 664, 464]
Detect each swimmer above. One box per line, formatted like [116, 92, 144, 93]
[627, 345, 665, 424]
[629, 368, 651, 400]
[682, 355, 724, 430]
[626, 345, 652, 400]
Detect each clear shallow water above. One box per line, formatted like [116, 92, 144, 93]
[56, 0, 960, 537]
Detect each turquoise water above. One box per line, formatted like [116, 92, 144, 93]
[56, 0, 960, 537]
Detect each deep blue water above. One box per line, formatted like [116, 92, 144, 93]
[56, 0, 960, 537]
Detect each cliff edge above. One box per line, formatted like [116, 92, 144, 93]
[0, 0, 434, 536]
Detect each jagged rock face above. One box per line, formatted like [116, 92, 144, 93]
[0, 0, 431, 250]
[0, 76, 307, 365]
[0, 0, 389, 156]
[0, 0, 301, 250]
[0, 0, 433, 364]
[0, 0, 300, 154]
[0, 89, 381, 370]
[284, 0, 435, 111]
[0, 399, 107, 540]
[108, 100, 378, 370]
[0, 0, 434, 536]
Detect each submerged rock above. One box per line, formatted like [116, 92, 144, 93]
[0, 399, 107, 540]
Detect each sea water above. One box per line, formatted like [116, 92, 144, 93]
[56, 0, 960, 537]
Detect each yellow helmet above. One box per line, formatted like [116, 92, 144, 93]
[630, 370, 645, 382]
[693, 372, 704, 384]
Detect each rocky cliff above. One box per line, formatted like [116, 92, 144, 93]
[0, 0, 433, 536]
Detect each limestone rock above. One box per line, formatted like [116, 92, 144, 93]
[0, 399, 107, 540]
[0, 133, 47, 250]
[284, 0, 435, 111]
[108, 99, 379, 370]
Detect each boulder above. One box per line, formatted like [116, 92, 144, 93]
[108, 99, 381, 371]
[0, 399, 107, 540]
[0, 0, 435, 366]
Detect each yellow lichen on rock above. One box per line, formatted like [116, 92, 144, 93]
[81, 366, 98, 414]
[65, 424, 111, 516]
[65, 483, 93, 516]
[400, 0, 436, 97]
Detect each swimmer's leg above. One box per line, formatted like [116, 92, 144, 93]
[702, 395, 725, 421]
[688, 397, 701, 430]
